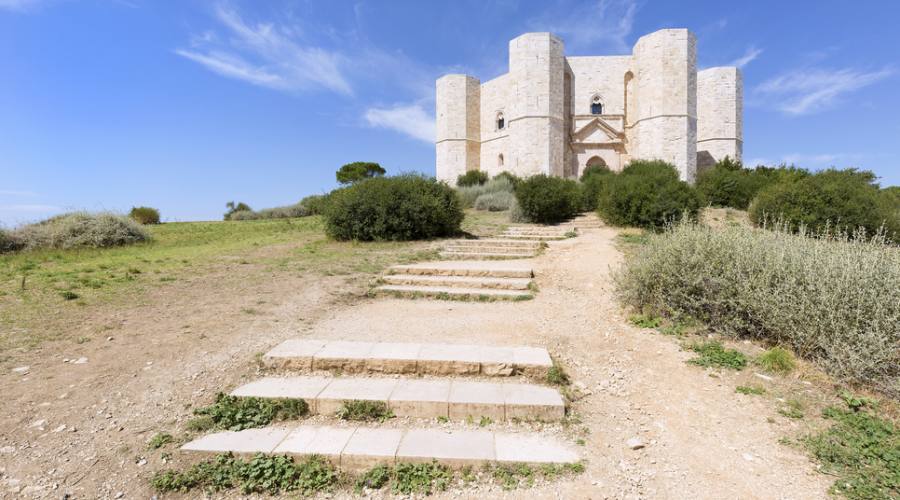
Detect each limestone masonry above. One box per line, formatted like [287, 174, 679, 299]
[435, 29, 742, 184]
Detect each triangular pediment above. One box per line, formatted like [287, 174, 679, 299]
[572, 117, 624, 144]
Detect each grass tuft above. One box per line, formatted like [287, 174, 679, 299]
[148, 432, 174, 450]
[628, 313, 661, 329]
[735, 385, 766, 395]
[756, 347, 796, 374]
[336, 400, 393, 422]
[686, 341, 748, 370]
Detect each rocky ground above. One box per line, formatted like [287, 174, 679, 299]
[0, 227, 833, 499]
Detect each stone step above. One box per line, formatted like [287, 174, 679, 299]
[382, 274, 532, 290]
[375, 284, 532, 301]
[439, 251, 538, 260]
[499, 234, 567, 241]
[263, 339, 552, 377]
[181, 425, 579, 470]
[386, 261, 533, 279]
[443, 245, 539, 256]
[445, 239, 542, 248]
[231, 376, 565, 421]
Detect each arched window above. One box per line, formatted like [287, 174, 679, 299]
[498, 154, 504, 167]
[590, 95, 603, 115]
[586, 156, 607, 169]
[496, 112, 505, 130]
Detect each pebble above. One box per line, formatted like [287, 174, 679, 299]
[73, 357, 88, 365]
[627, 437, 645, 450]
[12, 366, 29, 374]
[753, 373, 773, 382]
[29, 419, 47, 429]
[742, 453, 754, 461]
[0, 446, 15, 454]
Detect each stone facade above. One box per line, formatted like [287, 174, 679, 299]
[436, 29, 742, 184]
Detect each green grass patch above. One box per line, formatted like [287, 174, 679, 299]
[148, 432, 174, 450]
[686, 341, 748, 370]
[756, 347, 796, 374]
[778, 399, 805, 419]
[336, 400, 393, 422]
[803, 405, 898, 499]
[192, 393, 308, 431]
[735, 385, 766, 395]
[546, 360, 571, 386]
[151, 453, 338, 495]
[628, 313, 661, 329]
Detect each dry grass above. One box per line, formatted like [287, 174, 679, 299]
[616, 221, 900, 397]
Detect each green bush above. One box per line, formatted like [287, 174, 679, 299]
[508, 198, 528, 223]
[615, 221, 900, 396]
[579, 168, 614, 211]
[457, 170, 489, 187]
[336, 162, 386, 184]
[749, 168, 900, 239]
[493, 171, 521, 187]
[696, 158, 772, 210]
[12, 212, 150, 251]
[597, 160, 701, 230]
[514, 174, 581, 224]
[323, 174, 463, 241]
[299, 194, 330, 215]
[456, 177, 514, 208]
[474, 191, 515, 211]
[0, 228, 22, 253]
[129, 206, 161, 225]
[224, 201, 252, 220]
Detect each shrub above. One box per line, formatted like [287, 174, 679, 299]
[299, 194, 330, 215]
[755, 346, 796, 373]
[597, 160, 702, 230]
[336, 162, 386, 184]
[508, 198, 528, 223]
[193, 393, 309, 431]
[457, 177, 514, 208]
[514, 174, 581, 224]
[225, 209, 259, 221]
[474, 191, 515, 211]
[580, 163, 612, 181]
[686, 341, 748, 370]
[696, 158, 771, 210]
[12, 212, 149, 251]
[336, 400, 393, 421]
[457, 170, 489, 187]
[224, 201, 252, 220]
[749, 168, 900, 239]
[493, 171, 521, 187]
[615, 221, 900, 396]
[129, 206, 161, 225]
[323, 174, 463, 241]
[579, 168, 613, 211]
[0, 228, 22, 253]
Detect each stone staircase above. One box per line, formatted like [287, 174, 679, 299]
[500, 225, 573, 241]
[439, 238, 543, 259]
[374, 260, 535, 300]
[564, 213, 604, 230]
[180, 340, 579, 469]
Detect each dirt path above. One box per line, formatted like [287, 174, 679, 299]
[0, 228, 831, 499]
[302, 228, 831, 499]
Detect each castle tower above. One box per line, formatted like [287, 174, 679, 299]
[697, 67, 743, 171]
[435, 75, 481, 185]
[508, 33, 566, 177]
[630, 29, 698, 182]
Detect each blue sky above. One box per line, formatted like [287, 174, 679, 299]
[2, 0, 899, 225]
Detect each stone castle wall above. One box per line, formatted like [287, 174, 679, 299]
[435, 29, 741, 185]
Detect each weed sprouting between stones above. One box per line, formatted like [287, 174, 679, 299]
[546, 360, 571, 386]
[686, 341, 748, 370]
[337, 400, 394, 422]
[151, 453, 338, 495]
[190, 393, 309, 431]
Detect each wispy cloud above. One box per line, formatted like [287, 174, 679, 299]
[729, 46, 762, 69]
[176, 5, 352, 95]
[755, 66, 894, 115]
[529, 0, 638, 53]
[364, 104, 434, 143]
[746, 152, 864, 168]
[0, 0, 43, 11]
[0, 189, 37, 197]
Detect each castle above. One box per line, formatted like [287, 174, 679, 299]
[435, 29, 742, 184]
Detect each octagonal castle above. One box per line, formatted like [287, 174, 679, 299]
[435, 29, 742, 184]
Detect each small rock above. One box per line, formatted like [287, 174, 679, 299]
[52, 425, 67, 433]
[754, 372, 773, 382]
[115, 492, 125, 499]
[11, 366, 29, 374]
[742, 453, 754, 461]
[29, 419, 47, 429]
[0, 446, 15, 454]
[107, 336, 114, 341]
[72, 357, 88, 365]
[626, 437, 645, 450]
[136, 458, 147, 466]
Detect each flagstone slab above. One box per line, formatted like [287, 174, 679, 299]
[312, 341, 375, 372]
[396, 429, 495, 467]
[340, 427, 403, 471]
[502, 383, 566, 421]
[389, 379, 451, 418]
[274, 426, 355, 464]
[181, 427, 290, 455]
[494, 433, 580, 464]
[263, 339, 327, 370]
[316, 377, 399, 415]
[448, 380, 506, 420]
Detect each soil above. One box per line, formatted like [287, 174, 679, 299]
[0, 227, 832, 499]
